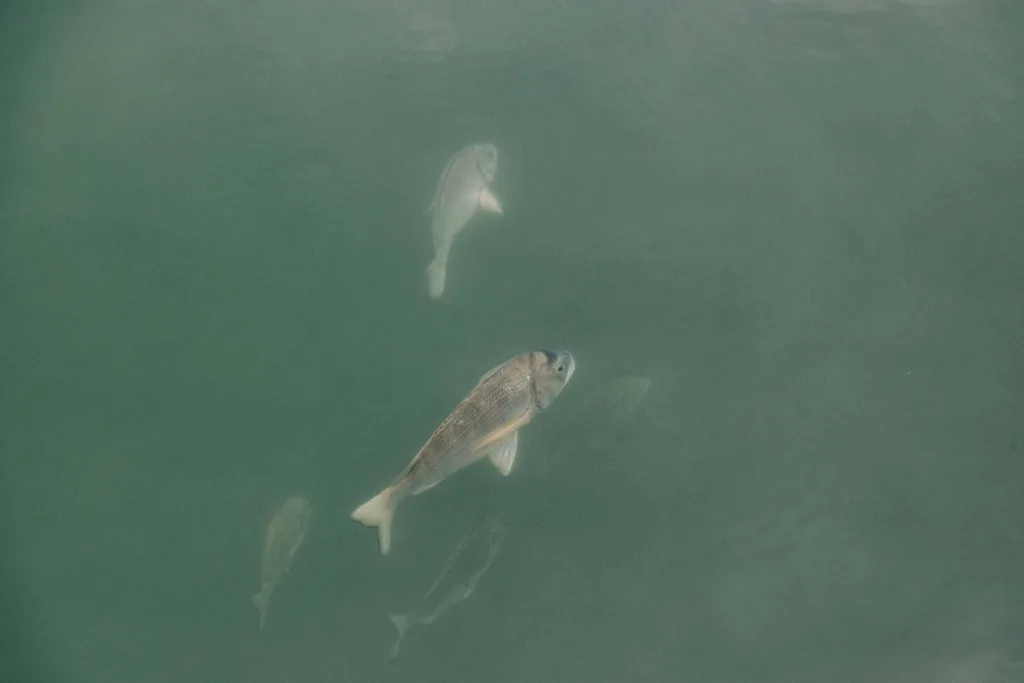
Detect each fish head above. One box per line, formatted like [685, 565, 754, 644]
[531, 350, 576, 410]
[471, 143, 499, 183]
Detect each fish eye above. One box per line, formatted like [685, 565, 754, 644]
[556, 364, 565, 373]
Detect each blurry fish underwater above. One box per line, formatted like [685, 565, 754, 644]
[531, 375, 651, 479]
[351, 350, 575, 555]
[388, 514, 506, 660]
[586, 375, 651, 419]
[425, 143, 502, 298]
[251, 495, 312, 632]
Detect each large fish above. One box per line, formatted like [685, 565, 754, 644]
[351, 350, 575, 555]
[425, 143, 502, 298]
[388, 514, 505, 660]
[251, 495, 312, 631]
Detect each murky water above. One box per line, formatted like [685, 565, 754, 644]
[2, 1, 1022, 681]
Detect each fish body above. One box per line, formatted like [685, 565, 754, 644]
[251, 495, 312, 631]
[388, 514, 506, 660]
[351, 350, 575, 555]
[426, 143, 502, 298]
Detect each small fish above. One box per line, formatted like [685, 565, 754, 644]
[351, 350, 575, 555]
[425, 143, 502, 298]
[590, 376, 651, 419]
[388, 514, 506, 660]
[531, 375, 651, 479]
[251, 495, 312, 632]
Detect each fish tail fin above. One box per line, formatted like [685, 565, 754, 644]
[251, 590, 269, 632]
[351, 486, 399, 555]
[426, 260, 446, 299]
[388, 614, 410, 661]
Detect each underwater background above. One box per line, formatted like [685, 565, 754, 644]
[1, 0, 1023, 681]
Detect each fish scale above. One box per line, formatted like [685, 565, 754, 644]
[404, 365, 533, 484]
[351, 350, 575, 555]
[425, 143, 503, 299]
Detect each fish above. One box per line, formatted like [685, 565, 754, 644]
[351, 350, 575, 555]
[251, 495, 312, 632]
[388, 514, 506, 660]
[425, 143, 502, 298]
[586, 375, 651, 419]
[530, 375, 651, 480]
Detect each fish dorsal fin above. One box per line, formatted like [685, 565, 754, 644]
[474, 362, 504, 389]
[427, 155, 458, 215]
[487, 431, 518, 476]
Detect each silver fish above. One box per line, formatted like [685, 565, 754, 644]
[251, 495, 312, 631]
[388, 514, 506, 660]
[351, 350, 575, 555]
[425, 143, 502, 298]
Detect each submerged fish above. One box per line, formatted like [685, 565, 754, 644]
[388, 514, 505, 660]
[588, 376, 651, 419]
[351, 350, 575, 555]
[251, 495, 312, 632]
[425, 143, 502, 298]
[530, 375, 651, 480]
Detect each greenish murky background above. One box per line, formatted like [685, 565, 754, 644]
[2, 0, 1023, 681]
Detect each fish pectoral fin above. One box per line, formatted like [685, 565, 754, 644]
[472, 414, 531, 455]
[477, 186, 502, 214]
[487, 431, 518, 476]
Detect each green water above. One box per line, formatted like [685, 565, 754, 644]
[2, 1, 1023, 681]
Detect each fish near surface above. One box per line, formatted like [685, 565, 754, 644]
[388, 514, 505, 660]
[425, 143, 502, 298]
[351, 350, 575, 555]
[251, 495, 312, 632]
